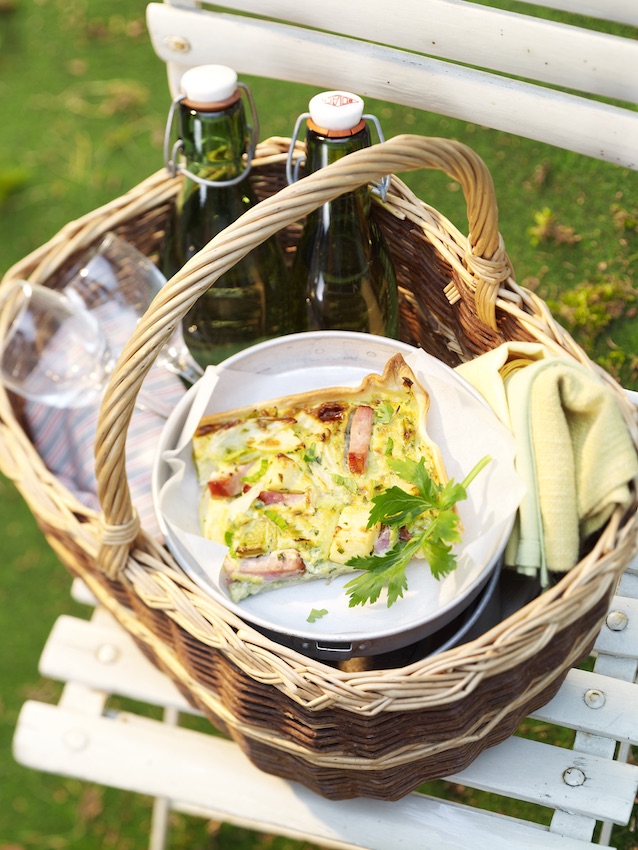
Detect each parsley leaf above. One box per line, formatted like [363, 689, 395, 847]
[388, 456, 435, 497]
[345, 454, 491, 607]
[307, 607, 329, 623]
[366, 486, 431, 529]
[344, 537, 420, 607]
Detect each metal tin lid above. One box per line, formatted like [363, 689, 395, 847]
[180, 65, 238, 105]
[308, 90, 365, 134]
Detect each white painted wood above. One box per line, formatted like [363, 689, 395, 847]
[618, 570, 638, 597]
[58, 681, 108, 715]
[447, 735, 638, 824]
[149, 706, 180, 850]
[146, 4, 638, 168]
[150, 801, 169, 850]
[592, 651, 637, 682]
[512, 0, 638, 26]
[163, 0, 638, 100]
[593, 595, 638, 658]
[529, 667, 638, 742]
[549, 568, 638, 843]
[592, 575, 638, 678]
[571, 732, 616, 761]
[12, 700, 621, 850]
[71, 576, 98, 606]
[38, 614, 194, 713]
[548, 811, 604, 845]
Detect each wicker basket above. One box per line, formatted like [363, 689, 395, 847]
[2, 135, 637, 801]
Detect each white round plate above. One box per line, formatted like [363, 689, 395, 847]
[152, 331, 521, 658]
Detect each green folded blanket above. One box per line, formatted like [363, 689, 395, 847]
[456, 343, 638, 586]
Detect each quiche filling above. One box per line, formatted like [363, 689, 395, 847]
[193, 354, 448, 602]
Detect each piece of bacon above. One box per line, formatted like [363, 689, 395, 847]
[195, 418, 241, 438]
[207, 463, 252, 498]
[258, 490, 306, 506]
[224, 549, 306, 581]
[316, 402, 346, 422]
[347, 405, 374, 474]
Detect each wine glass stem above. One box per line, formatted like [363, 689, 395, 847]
[178, 361, 204, 385]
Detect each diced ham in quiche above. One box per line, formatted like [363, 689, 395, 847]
[224, 549, 306, 582]
[207, 463, 252, 497]
[257, 490, 307, 506]
[374, 525, 393, 554]
[347, 405, 374, 473]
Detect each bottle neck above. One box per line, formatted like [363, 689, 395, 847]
[304, 122, 371, 174]
[178, 95, 249, 183]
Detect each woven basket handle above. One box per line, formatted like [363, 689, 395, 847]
[95, 133, 504, 578]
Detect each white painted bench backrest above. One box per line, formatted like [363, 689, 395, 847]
[146, 0, 638, 169]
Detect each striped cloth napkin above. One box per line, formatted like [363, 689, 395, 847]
[25, 298, 187, 540]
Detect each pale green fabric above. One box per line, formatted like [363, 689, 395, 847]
[456, 343, 638, 586]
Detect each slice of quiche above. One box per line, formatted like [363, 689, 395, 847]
[192, 354, 449, 602]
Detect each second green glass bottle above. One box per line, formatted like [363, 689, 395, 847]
[289, 91, 399, 337]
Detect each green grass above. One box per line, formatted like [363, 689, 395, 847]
[0, 1, 636, 848]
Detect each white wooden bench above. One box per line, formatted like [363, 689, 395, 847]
[146, 0, 638, 167]
[13, 550, 638, 850]
[13, 2, 638, 848]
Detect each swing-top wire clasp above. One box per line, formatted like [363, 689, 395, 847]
[285, 111, 390, 203]
[163, 83, 259, 188]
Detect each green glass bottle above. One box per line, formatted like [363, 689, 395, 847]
[289, 91, 398, 337]
[162, 65, 291, 368]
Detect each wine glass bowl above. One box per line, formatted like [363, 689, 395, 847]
[0, 280, 114, 408]
[63, 232, 203, 384]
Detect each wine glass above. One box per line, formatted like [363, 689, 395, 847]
[0, 279, 171, 417]
[0, 279, 115, 408]
[62, 232, 203, 385]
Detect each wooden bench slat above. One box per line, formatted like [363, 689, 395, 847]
[513, 0, 638, 27]
[592, 595, 638, 658]
[448, 734, 638, 824]
[161, 0, 638, 101]
[39, 614, 195, 713]
[530, 667, 638, 742]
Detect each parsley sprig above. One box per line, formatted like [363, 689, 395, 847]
[344, 455, 491, 608]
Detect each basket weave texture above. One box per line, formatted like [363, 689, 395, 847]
[1, 135, 637, 801]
